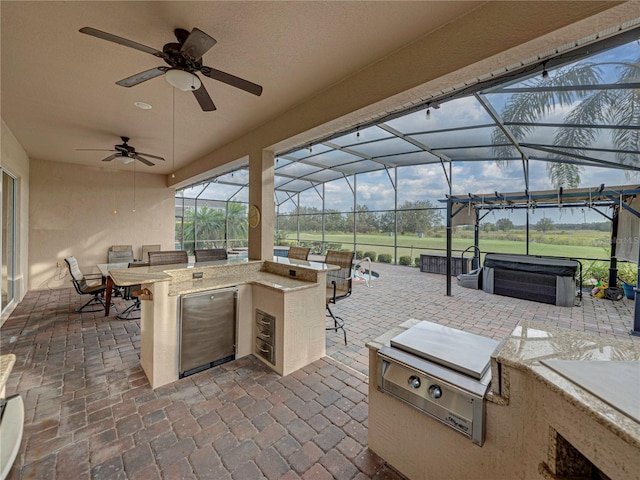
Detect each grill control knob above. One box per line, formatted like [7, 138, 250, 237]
[428, 384, 442, 399]
[408, 375, 421, 389]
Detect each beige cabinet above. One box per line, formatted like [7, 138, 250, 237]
[252, 283, 325, 376]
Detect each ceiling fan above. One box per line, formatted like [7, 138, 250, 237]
[77, 136, 164, 166]
[79, 26, 263, 111]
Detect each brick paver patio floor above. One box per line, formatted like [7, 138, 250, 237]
[2, 262, 637, 479]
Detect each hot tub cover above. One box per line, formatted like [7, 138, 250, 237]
[483, 254, 578, 277]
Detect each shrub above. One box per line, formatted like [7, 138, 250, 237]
[378, 253, 392, 263]
[618, 262, 638, 286]
[582, 260, 609, 286]
[414, 257, 421, 267]
[355, 250, 364, 260]
[399, 256, 411, 266]
[363, 251, 377, 262]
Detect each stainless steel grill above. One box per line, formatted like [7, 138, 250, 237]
[377, 321, 499, 446]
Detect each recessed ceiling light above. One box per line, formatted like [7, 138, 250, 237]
[134, 101, 152, 110]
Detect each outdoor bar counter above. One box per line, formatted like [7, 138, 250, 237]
[109, 257, 337, 388]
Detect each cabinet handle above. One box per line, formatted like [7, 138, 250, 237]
[258, 347, 270, 353]
[259, 333, 271, 339]
[257, 319, 271, 326]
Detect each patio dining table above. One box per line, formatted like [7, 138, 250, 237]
[96, 262, 147, 316]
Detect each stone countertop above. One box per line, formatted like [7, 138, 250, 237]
[168, 270, 317, 296]
[107, 266, 173, 285]
[108, 257, 328, 296]
[0, 354, 16, 394]
[493, 321, 639, 368]
[493, 320, 640, 447]
[268, 256, 340, 272]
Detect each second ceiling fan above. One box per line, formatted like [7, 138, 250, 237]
[80, 26, 263, 111]
[77, 136, 164, 166]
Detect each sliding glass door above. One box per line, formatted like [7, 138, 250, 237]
[2, 170, 16, 314]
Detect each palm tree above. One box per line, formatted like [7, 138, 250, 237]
[183, 206, 226, 250]
[226, 202, 248, 247]
[492, 57, 640, 188]
[552, 59, 640, 185]
[492, 63, 601, 188]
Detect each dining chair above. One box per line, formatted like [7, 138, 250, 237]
[64, 256, 109, 312]
[117, 262, 143, 320]
[110, 245, 132, 252]
[324, 250, 355, 345]
[141, 244, 161, 263]
[194, 248, 228, 262]
[148, 250, 188, 266]
[108, 249, 134, 264]
[288, 246, 310, 261]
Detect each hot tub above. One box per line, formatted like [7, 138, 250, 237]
[482, 254, 578, 306]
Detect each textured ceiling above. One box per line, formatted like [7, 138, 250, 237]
[0, 1, 481, 175]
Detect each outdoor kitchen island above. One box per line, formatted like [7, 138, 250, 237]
[108, 256, 337, 389]
[367, 320, 639, 480]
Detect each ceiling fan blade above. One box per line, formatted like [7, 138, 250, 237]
[180, 28, 217, 62]
[132, 154, 154, 166]
[79, 27, 168, 60]
[116, 67, 168, 87]
[101, 153, 119, 162]
[200, 66, 263, 96]
[76, 148, 116, 152]
[192, 83, 216, 111]
[136, 152, 165, 161]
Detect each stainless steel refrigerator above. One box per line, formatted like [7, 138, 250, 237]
[179, 287, 238, 377]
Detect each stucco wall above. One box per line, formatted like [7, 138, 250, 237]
[1, 119, 30, 321]
[29, 158, 175, 291]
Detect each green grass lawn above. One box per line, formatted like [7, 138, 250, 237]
[295, 231, 610, 262]
[284, 229, 633, 285]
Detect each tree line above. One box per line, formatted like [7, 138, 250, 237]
[485, 218, 610, 232]
[277, 200, 443, 234]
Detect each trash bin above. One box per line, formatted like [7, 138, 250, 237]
[622, 282, 636, 299]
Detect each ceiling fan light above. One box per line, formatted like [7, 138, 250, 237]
[165, 69, 201, 91]
[119, 156, 134, 165]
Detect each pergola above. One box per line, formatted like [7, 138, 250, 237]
[445, 185, 640, 335]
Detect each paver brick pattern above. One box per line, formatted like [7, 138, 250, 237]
[2, 263, 637, 479]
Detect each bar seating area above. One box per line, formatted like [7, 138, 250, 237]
[194, 248, 228, 262]
[147, 250, 188, 266]
[287, 246, 310, 261]
[324, 250, 355, 346]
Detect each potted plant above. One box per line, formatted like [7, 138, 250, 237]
[618, 263, 638, 299]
